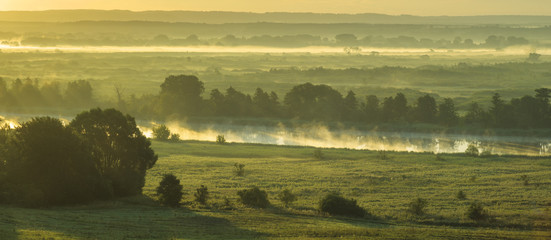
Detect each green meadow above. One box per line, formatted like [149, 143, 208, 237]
[1, 140, 550, 239]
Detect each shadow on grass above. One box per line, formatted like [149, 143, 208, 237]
[0, 195, 268, 240]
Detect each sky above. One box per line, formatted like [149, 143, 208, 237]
[1, 0, 550, 16]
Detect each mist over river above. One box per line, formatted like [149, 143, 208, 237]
[2, 113, 550, 156]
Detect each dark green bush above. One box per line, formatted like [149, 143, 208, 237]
[407, 198, 427, 216]
[216, 135, 226, 144]
[456, 190, 467, 200]
[319, 193, 366, 217]
[234, 163, 245, 177]
[194, 185, 209, 205]
[169, 133, 180, 142]
[153, 124, 171, 141]
[156, 174, 183, 207]
[465, 144, 479, 157]
[467, 202, 489, 221]
[278, 189, 297, 207]
[237, 187, 270, 208]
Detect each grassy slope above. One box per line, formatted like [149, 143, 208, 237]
[1, 140, 551, 239]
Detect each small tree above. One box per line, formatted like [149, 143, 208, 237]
[237, 187, 270, 208]
[234, 163, 245, 177]
[169, 133, 180, 142]
[467, 202, 489, 221]
[194, 185, 209, 205]
[278, 189, 297, 207]
[319, 193, 366, 218]
[153, 124, 171, 141]
[465, 144, 479, 157]
[156, 174, 183, 207]
[407, 198, 427, 216]
[216, 135, 226, 144]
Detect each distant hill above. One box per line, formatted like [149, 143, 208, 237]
[0, 10, 551, 25]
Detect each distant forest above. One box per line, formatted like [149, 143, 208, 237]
[2, 75, 550, 129]
[2, 10, 551, 25]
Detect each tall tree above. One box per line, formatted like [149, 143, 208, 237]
[159, 75, 204, 116]
[70, 108, 157, 196]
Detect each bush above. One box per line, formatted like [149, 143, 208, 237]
[278, 189, 297, 207]
[194, 185, 209, 205]
[407, 198, 427, 216]
[234, 163, 245, 177]
[313, 149, 324, 160]
[216, 135, 226, 144]
[456, 190, 467, 200]
[466, 202, 489, 221]
[465, 144, 479, 157]
[169, 133, 180, 142]
[153, 124, 171, 141]
[319, 193, 366, 218]
[237, 187, 270, 208]
[156, 174, 183, 207]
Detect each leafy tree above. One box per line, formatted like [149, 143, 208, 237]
[237, 187, 270, 208]
[217, 135, 226, 144]
[465, 144, 479, 157]
[153, 124, 171, 141]
[362, 95, 380, 123]
[382, 93, 408, 122]
[342, 90, 360, 121]
[413, 94, 437, 123]
[319, 193, 366, 217]
[159, 75, 204, 116]
[156, 174, 183, 207]
[284, 83, 343, 121]
[437, 98, 458, 126]
[70, 108, 158, 196]
[65, 80, 94, 108]
[3, 117, 108, 206]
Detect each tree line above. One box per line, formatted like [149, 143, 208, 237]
[0, 108, 157, 206]
[0, 78, 95, 111]
[124, 75, 551, 129]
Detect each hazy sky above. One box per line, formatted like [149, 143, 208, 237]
[1, 0, 550, 16]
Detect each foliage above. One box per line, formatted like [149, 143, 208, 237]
[319, 193, 366, 217]
[194, 185, 209, 205]
[466, 202, 489, 221]
[70, 108, 158, 197]
[233, 163, 245, 177]
[278, 189, 297, 207]
[407, 198, 427, 216]
[237, 187, 270, 208]
[216, 135, 226, 144]
[465, 144, 479, 157]
[169, 133, 181, 142]
[156, 174, 183, 207]
[153, 124, 171, 141]
[159, 75, 204, 116]
[1, 117, 109, 206]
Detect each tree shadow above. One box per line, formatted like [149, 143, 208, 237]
[0, 195, 268, 240]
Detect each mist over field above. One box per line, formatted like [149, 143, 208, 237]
[1, 6, 551, 240]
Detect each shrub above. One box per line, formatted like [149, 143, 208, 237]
[456, 190, 467, 200]
[313, 149, 324, 160]
[169, 133, 180, 142]
[156, 174, 183, 207]
[153, 124, 171, 141]
[466, 202, 489, 221]
[278, 189, 297, 207]
[216, 135, 226, 144]
[234, 163, 245, 177]
[407, 198, 427, 216]
[319, 193, 366, 218]
[465, 144, 479, 157]
[480, 150, 492, 158]
[237, 187, 270, 208]
[194, 185, 209, 205]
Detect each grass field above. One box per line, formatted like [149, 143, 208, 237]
[1, 140, 550, 239]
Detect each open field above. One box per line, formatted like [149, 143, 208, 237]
[1, 140, 550, 239]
